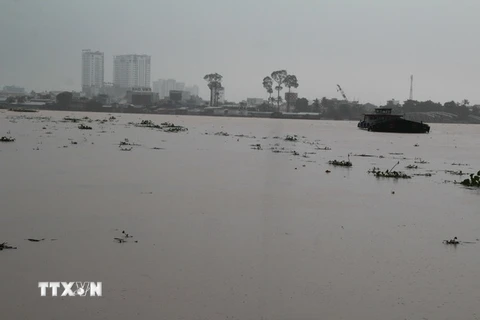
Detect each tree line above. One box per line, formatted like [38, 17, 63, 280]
[257, 97, 480, 120]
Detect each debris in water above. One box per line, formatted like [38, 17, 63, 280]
[235, 134, 256, 139]
[119, 138, 140, 146]
[368, 167, 411, 179]
[0, 242, 17, 250]
[445, 170, 468, 176]
[0, 136, 15, 142]
[114, 230, 137, 243]
[78, 124, 92, 130]
[161, 123, 188, 132]
[414, 158, 429, 164]
[443, 237, 459, 245]
[460, 171, 480, 187]
[328, 159, 352, 167]
[352, 154, 377, 158]
[63, 117, 82, 123]
[250, 144, 262, 150]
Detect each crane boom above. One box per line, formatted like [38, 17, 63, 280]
[336, 84, 348, 101]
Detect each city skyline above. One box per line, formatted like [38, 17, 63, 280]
[2, 1, 480, 104]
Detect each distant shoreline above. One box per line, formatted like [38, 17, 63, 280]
[1, 105, 479, 124]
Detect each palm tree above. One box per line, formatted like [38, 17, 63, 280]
[262, 77, 273, 107]
[284, 75, 299, 112]
[271, 70, 287, 111]
[203, 73, 223, 106]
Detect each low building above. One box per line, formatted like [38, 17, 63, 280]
[246, 98, 265, 107]
[2, 85, 25, 94]
[205, 105, 249, 116]
[169, 90, 191, 102]
[126, 88, 159, 106]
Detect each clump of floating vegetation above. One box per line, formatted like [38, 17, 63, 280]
[134, 120, 161, 128]
[284, 135, 298, 142]
[353, 154, 377, 158]
[63, 116, 83, 123]
[413, 173, 433, 177]
[251, 144, 262, 150]
[368, 167, 411, 179]
[445, 170, 468, 176]
[161, 123, 188, 132]
[0, 242, 17, 250]
[119, 138, 142, 148]
[414, 158, 429, 164]
[235, 134, 256, 139]
[119, 138, 132, 146]
[460, 171, 480, 187]
[132, 120, 187, 132]
[78, 124, 92, 130]
[0, 136, 15, 142]
[328, 159, 352, 167]
[443, 237, 459, 245]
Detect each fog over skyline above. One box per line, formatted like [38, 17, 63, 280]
[1, 0, 479, 104]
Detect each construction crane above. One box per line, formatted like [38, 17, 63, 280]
[336, 84, 348, 101]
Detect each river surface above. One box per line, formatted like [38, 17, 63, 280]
[0, 110, 479, 320]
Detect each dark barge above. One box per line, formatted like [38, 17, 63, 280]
[358, 108, 430, 133]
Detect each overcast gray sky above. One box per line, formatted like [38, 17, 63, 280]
[1, 0, 479, 104]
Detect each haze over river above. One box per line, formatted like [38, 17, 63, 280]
[0, 110, 479, 320]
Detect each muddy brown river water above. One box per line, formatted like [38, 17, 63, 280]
[0, 110, 479, 320]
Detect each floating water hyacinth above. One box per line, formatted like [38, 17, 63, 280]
[78, 124, 92, 130]
[368, 167, 411, 179]
[0, 136, 15, 142]
[284, 135, 298, 142]
[460, 171, 480, 187]
[328, 160, 352, 167]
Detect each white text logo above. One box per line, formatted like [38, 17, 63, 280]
[38, 282, 102, 297]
